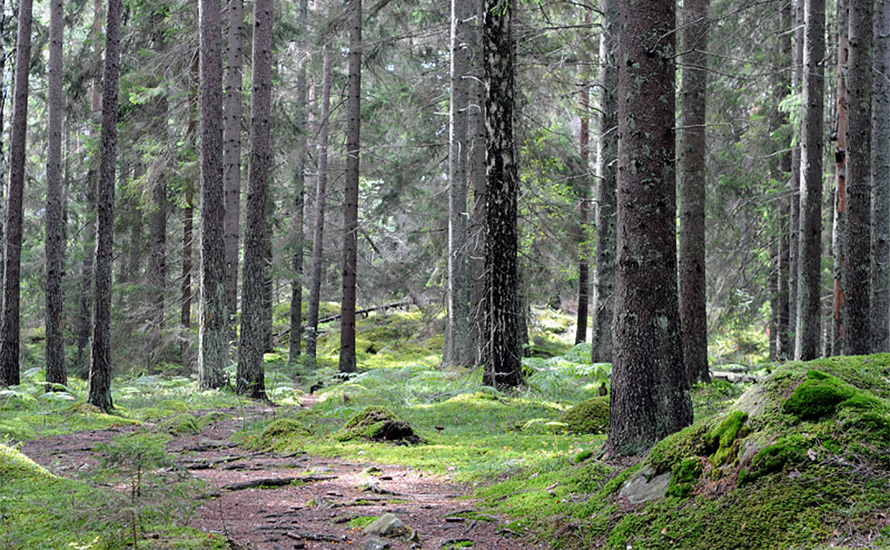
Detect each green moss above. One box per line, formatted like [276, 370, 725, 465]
[156, 413, 200, 434]
[738, 433, 809, 486]
[665, 457, 703, 500]
[705, 411, 748, 467]
[0, 443, 54, 480]
[783, 370, 857, 421]
[257, 416, 315, 449]
[346, 515, 379, 529]
[558, 396, 609, 434]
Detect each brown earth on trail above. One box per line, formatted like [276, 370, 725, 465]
[19, 404, 544, 550]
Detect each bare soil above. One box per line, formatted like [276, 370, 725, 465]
[20, 402, 544, 550]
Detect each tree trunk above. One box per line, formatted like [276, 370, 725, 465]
[237, 0, 273, 398]
[262, 196, 275, 354]
[88, 0, 122, 412]
[591, 0, 617, 364]
[678, 0, 710, 385]
[468, 0, 486, 365]
[789, 0, 804, 353]
[481, 0, 522, 390]
[288, 0, 309, 364]
[607, 0, 692, 455]
[305, 49, 332, 361]
[198, 0, 230, 389]
[873, 0, 890, 352]
[574, 7, 592, 347]
[0, 0, 32, 387]
[339, 0, 362, 374]
[795, 0, 826, 361]
[775, 0, 793, 360]
[45, 0, 65, 390]
[445, 0, 472, 366]
[181, 194, 194, 365]
[224, 0, 244, 319]
[832, 1, 848, 355]
[844, 0, 873, 355]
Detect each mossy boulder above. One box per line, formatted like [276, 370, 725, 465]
[157, 413, 200, 434]
[705, 410, 748, 466]
[558, 396, 609, 434]
[337, 406, 424, 445]
[783, 370, 856, 420]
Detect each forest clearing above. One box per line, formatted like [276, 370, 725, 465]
[3, 308, 890, 549]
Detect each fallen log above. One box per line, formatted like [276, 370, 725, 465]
[221, 474, 336, 491]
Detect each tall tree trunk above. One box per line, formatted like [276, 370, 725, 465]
[574, 7, 592, 347]
[446, 0, 472, 366]
[288, 0, 309, 364]
[832, 0, 849, 356]
[198, 0, 230, 389]
[468, 0, 486, 365]
[481, 0, 522, 390]
[678, 0, 710, 385]
[339, 0, 362, 374]
[305, 49, 332, 361]
[148, 141, 168, 362]
[224, 0, 244, 319]
[795, 0, 826, 361]
[873, 0, 890, 352]
[45, 0, 65, 390]
[607, 0, 692, 455]
[237, 0, 273, 398]
[0, 0, 32, 387]
[789, 0, 804, 353]
[844, 0, 873, 355]
[591, 0, 617, 364]
[88, 0, 122, 412]
[776, 0, 793, 360]
[262, 196, 275, 353]
[181, 194, 194, 365]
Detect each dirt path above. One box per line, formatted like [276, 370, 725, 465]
[20, 405, 543, 550]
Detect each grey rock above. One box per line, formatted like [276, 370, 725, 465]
[618, 466, 671, 504]
[364, 513, 410, 538]
[360, 536, 392, 550]
[734, 384, 767, 417]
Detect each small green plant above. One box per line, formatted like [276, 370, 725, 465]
[96, 433, 173, 550]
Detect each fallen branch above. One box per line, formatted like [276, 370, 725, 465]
[222, 474, 336, 491]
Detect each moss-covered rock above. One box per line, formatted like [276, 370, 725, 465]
[337, 406, 424, 444]
[157, 413, 200, 434]
[558, 396, 609, 434]
[705, 410, 748, 467]
[783, 370, 856, 420]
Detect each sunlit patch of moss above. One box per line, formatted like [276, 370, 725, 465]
[346, 515, 379, 529]
[704, 410, 748, 467]
[156, 413, 200, 435]
[558, 396, 609, 434]
[0, 443, 54, 480]
[783, 370, 856, 421]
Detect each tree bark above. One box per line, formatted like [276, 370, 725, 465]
[0, 0, 32, 387]
[789, 0, 804, 353]
[844, 0, 873, 355]
[339, 0, 362, 374]
[224, 0, 245, 319]
[591, 0, 617, 364]
[305, 49, 333, 361]
[795, 0, 826, 361]
[607, 0, 692, 455]
[775, 0, 793, 360]
[88, 0, 122, 412]
[446, 0, 472, 366]
[678, 0, 710, 385]
[45, 0, 65, 389]
[237, 0, 273, 398]
[468, 0, 486, 365]
[481, 0, 522, 390]
[198, 0, 230, 389]
[574, 7, 592, 347]
[288, 0, 309, 364]
[873, 0, 890, 352]
[832, 0, 849, 356]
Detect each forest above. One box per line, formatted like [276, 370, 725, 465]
[2, 0, 890, 548]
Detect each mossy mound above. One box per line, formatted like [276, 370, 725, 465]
[336, 406, 425, 445]
[485, 355, 890, 550]
[0, 443, 54, 480]
[156, 413, 200, 434]
[558, 396, 609, 434]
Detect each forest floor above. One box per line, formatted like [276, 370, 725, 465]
[20, 399, 543, 550]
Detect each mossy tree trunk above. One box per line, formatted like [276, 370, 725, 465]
[607, 0, 692, 455]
